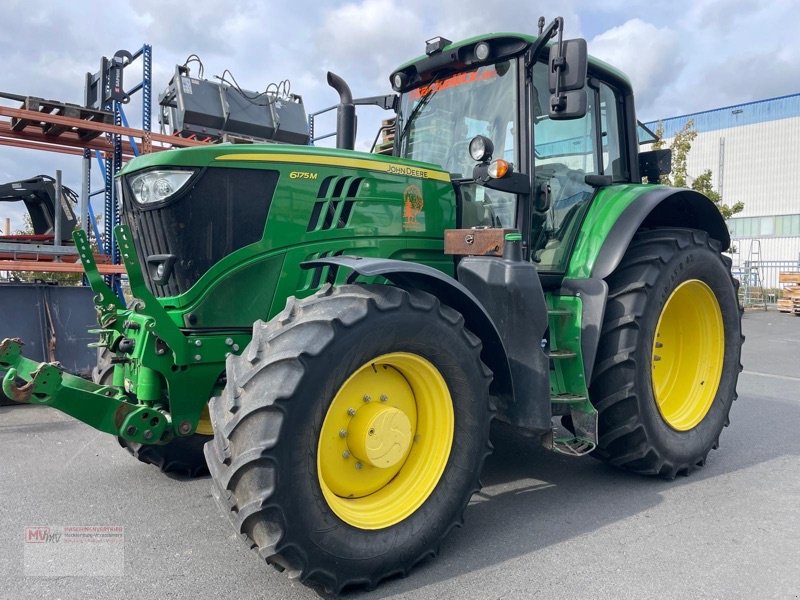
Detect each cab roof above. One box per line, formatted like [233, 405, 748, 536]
[390, 32, 631, 93]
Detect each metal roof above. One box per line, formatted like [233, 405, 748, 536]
[644, 92, 800, 138]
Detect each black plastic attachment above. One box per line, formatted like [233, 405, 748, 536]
[457, 255, 552, 436]
[639, 148, 672, 184]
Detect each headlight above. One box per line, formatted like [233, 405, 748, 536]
[128, 170, 194, 205]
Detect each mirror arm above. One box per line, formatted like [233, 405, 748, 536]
[527, 16, 561, 69]
[550, 16, 567, 112]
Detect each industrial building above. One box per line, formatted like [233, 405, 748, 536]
[645, 93, 800, 288]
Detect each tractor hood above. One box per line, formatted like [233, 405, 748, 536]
[118, 144, 450, 182]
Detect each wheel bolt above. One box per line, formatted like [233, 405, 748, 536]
[380, 394, 388, 402]
[342, 450, 350, 459]
[347, 408, 356, 416]
[654, 355, 662, 361]
[339, 429, 347, 438]
[355, 462, 363, 470]
[363, 394, 371, 402]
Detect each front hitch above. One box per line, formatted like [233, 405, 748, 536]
[0, 338, 172, 444]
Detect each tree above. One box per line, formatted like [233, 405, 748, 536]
[651, 119, 744, 220]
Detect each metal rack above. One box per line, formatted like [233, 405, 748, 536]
[0, 45, 208, 282]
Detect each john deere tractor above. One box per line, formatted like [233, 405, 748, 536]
[1, 18, 742, 594]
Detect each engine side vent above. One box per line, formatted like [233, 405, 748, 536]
[307, 176, 364, 232]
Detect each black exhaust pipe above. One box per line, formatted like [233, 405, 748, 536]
[327, 71, 356, 150]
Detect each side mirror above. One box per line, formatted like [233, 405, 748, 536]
[549, 89, 587, 121]
[548, 38, 588, 120]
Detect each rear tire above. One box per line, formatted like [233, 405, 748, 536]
[590, 228, 743, 478]
[93, 348, 212, 478]
[206, 284, 493, 594]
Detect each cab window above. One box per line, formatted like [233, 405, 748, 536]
[531, 65, 597, 271]
[599, 82, 627, 180]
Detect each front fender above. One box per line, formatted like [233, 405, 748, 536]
[302, 256, 513, 398]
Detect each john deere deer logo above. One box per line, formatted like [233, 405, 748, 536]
[403, 184, 424, 231]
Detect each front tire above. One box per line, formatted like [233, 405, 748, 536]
[590, 228, 743, 478]
[206, 284, 493, 594]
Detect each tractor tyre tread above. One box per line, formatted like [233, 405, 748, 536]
[205, 284, 493, 595]
[590, 228, 743, 479]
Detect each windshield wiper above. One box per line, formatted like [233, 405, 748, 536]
[398, 87, 440, 150]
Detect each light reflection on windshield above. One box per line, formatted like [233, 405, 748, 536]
[398, 61, 517, 178]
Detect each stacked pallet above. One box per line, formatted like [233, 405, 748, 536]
[373, 118, 396, 155]
[777, 272, 800, 315]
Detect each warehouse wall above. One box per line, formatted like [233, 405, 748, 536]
[645, 94, 800, 264]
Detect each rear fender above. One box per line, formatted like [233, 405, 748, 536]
[564, 185, 730, 382]
[567, 185, 730, 280]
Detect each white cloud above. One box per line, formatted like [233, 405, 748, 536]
[318, 0, 423, 91]
[589, 18, 683, 118]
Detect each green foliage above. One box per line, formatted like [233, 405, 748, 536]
[691, 170, 744, 219]
[650, 120, 744, 220]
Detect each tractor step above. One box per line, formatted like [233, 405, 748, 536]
[548, 350, 577, 359]
[552, 435, 596, 457]
[547, 309, 571, 316]
[551, 393, 588, 404]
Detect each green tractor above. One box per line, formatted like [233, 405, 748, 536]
[1, 18, 742, 594]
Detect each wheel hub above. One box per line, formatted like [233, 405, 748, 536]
[317, 352, 454, 529]
[348, 403, 413, 468]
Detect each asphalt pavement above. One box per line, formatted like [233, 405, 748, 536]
[1, 309, 798, 599]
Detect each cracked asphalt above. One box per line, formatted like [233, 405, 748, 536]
[1, 309, 798, 599]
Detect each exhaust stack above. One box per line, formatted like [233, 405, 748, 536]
[327, 72, 356, 150]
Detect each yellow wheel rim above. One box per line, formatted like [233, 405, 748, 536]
[195, 405, 214, 436]
[317, 352, 454, 530]
[651, 279, 725, 431]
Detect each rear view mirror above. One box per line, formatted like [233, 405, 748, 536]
[549, 89, 587, 121]
[548, 39, 587, 92]
[548, 38, 588, 120]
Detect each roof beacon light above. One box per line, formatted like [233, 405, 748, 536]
[425, 36, 451, 56]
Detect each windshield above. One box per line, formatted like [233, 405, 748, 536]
[398, 60, 519, 227]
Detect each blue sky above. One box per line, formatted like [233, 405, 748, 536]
[1, 0, 799, 230]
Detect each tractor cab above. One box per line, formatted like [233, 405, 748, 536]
[390, 29, 638, 282]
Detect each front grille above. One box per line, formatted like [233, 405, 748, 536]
[123, 167, 279, 297]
